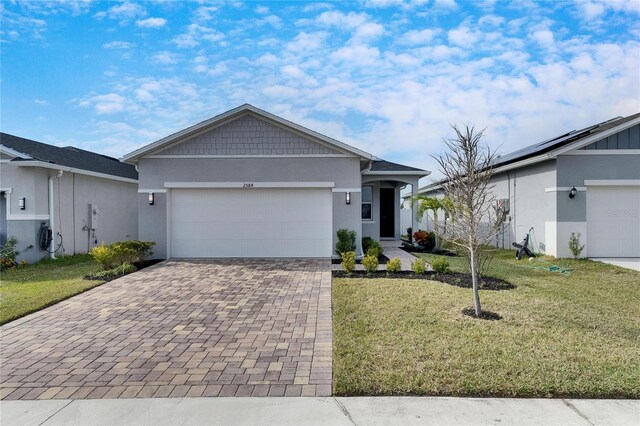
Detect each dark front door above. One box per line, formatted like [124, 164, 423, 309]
[380, 188, 395, 238]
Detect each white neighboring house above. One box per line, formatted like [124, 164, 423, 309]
[0, 133, 139, 263]
[404, 113, 640, 259]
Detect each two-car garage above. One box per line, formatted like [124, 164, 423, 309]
[168, 186, 333, 258]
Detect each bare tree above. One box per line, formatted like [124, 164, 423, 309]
[433, 125, 503, 317]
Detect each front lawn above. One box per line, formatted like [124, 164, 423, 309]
[0, 255, 104, 325]
[333, 250, 640, 397]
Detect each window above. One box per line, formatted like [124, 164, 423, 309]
[362, 186, 372, 220]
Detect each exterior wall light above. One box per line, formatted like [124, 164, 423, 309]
[148, 192, 155, 205]
[345, 192, 351, 205]
[569, 186, 577, 199]
[19, 197, 26, 210]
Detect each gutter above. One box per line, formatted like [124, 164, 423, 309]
[10, 160, 138, 184]
[48, 171, 63, 259]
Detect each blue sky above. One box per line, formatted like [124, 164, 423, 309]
[1, 0, 639, 176]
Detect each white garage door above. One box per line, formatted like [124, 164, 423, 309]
[169, 188, 332, 258]
[587, 186, 640, 257]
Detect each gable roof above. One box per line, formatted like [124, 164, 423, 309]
[122, 104, 377, 163]
[417, 112, 640, 194]
[491, 112, 640, 169]
[365, 160, 428, 175]
[0, 132, 138, 181]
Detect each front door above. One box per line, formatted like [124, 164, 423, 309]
[380, 188, 395, 238]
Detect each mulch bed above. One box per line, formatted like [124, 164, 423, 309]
[332, 270, 515, 291]
[331, 255, 389, 265]
[461, 308, 503, 320]
[84, 259, 163, 282]
[400, 245, 458, 256]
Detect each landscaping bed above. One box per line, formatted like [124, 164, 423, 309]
[331, 255, 389, 265]
[331, 270, 515, 291]
[84, 258, 163, 282]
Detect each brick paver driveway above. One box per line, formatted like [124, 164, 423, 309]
[1, 259, 332, 400]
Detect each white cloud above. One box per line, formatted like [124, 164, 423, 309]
[151, 51, 179, 64]
[402, 28, 440, 45]
[103, 40, 134, 49]
[34, 99, 48, 105]
[531, 29, 555, 48]
[287, 31, 328, 53]
[331, 44, 381, 65]
[106, 2, 146, 19]
[434, 0, 457, 9]
[256, 6, 269, 14]
[448, 26, 478, 47]
[136, 17, 167, 28]
[173, 24, 224, 48]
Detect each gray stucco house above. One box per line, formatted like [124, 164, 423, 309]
[410, 113, 640, 259]
[123, 104, 429, 259]
[0, 133, 139, 263]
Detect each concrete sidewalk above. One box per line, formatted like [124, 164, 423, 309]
[2, 397, 638, 426]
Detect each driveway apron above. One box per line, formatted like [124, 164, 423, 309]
[0, 259, 332, 399]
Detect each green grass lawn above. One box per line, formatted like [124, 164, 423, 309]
[333, 250, 640, 398]
[0, 255, 104, 325]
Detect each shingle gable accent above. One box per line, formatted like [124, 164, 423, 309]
[154, 114, 342, 156]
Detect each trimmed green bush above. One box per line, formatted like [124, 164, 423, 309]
[386, 257, 402, 273]
[341, 251, 356, 274]
[362, 254, 378, 274]
[336, 229, 357, 256]
[366, 240, 384, 258]
[430, 257, 451, 273]
[411, 257, 427, 274]
[90, 240, 156, 270]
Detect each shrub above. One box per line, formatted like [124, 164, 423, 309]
[336, 229, 357, 256]
[110, 243, 138, 265]
[341, 251, 356, 274]
[430, 257, 451, 273]
[366, 240, 384, 258]
[0, 237, 20, 270]
[411, 257, 427, 274]
[362, 254, 378, 274]
[18, 260, 29, 269]
[362, 237, 374, 253]
[113, 240, 154, 262]
[386, 257, 402, 273]
[90, 262, 137, 279]
[90, 240, 155, 269]
[90, 242, 117, 269]
[413, 230, 436, 251]
[568, 233, 585, 259]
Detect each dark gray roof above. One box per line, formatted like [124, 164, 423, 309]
[420, 112, 640, 192]
[492, 112, 640, 168]
[0, 132, 138, 180]
[370, 160, 426, 173]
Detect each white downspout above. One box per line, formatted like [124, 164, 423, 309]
[48, 170, 63, 259]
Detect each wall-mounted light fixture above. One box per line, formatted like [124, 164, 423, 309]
[18, 197, 26, 210]
[569, 186, 577, 199]
[345, 191, 351, 205]
[148, 192, 155, 205]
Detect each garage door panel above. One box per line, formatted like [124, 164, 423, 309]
[587, 186, 640, 257]
[170, 188, 332, 257]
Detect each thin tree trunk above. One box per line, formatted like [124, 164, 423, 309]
[434, 211, 440, 249]
[470, 247, 482, 316]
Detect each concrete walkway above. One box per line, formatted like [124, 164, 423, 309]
[2, 397, 638, 425]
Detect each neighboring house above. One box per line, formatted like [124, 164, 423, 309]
[0, 133, 139, 263]
[408, 113, 640, 258]
[123, 104, 429, 259]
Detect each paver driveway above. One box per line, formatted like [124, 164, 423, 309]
[0, 259, 332, 400]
